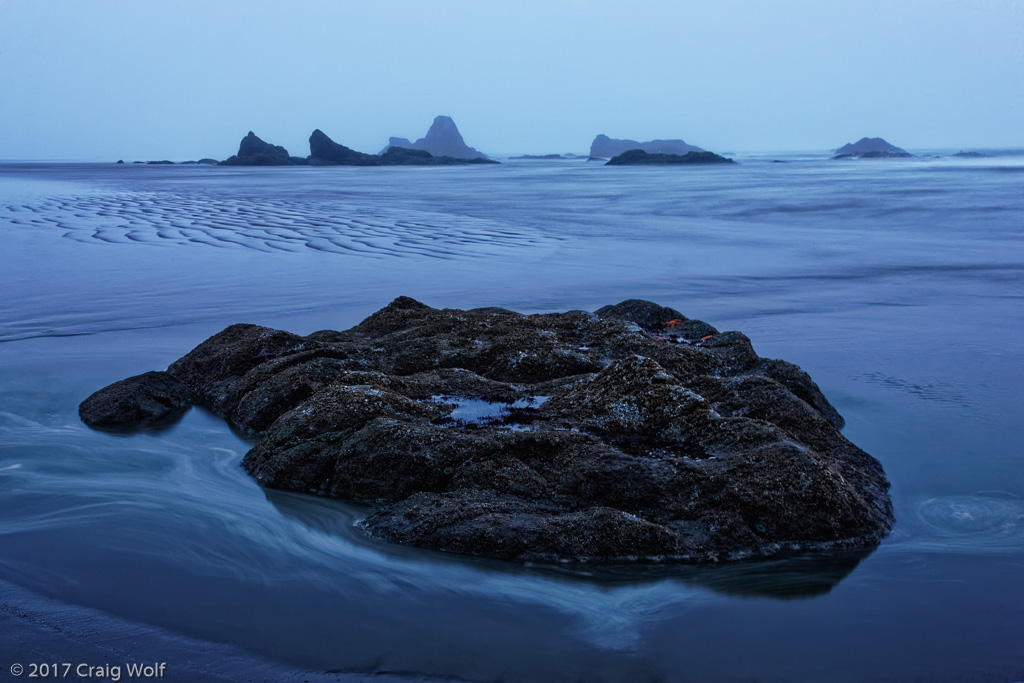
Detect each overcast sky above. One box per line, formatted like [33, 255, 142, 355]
[1, 0, 1022, 160]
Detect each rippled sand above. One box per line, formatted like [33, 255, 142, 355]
[3, 191, 561, 258]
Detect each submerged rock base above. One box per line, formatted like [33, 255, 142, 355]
[80, 298, 892, 564]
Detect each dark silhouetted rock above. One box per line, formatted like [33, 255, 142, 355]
[380, 115, 489, 159]
[382, 136, 415, 151]
[606, 149, 736, 166]
[591, 134, 705, 159]
[379, 146, 498, 166]
[146, 160, 175, 165]
[220, 132, 299, 166]
[381, 146, 433, 163]
[116, 160, 124, 164]
[81, 298, 892, 565]
[308, 129, 379, 166]
[79, 371, 196, 428]
[952, 151, 990, 158]
[307, 131, 497, 166]
[510, 154, 571, 160]
[832, 137, 911, 159]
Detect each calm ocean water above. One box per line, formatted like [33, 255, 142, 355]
[1, 155, 1022, 682]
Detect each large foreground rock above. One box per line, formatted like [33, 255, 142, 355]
[79, 371, 196, 427]
[80, 298, 893, 564]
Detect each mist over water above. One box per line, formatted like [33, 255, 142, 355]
[1, 155, 1022, 682]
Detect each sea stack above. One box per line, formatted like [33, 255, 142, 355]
[307, 130, 498, 166]
[380, 115, 489, 160]
[308, 129, 379, 166]
[220, 131, 305, 166]
[832, 137, 912, 159]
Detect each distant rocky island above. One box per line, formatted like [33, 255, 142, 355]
[306, 129, 379, 166]
[118, 159, 218, 165]
[220, 132, 307, 166]
[118, 126, 985, 168]
[140, 128, 732, 167]
[508, 153, 583, 160]
[119, 116, 497, 167]
[590, 134, 705, 160]
[220, 125, 498, 167]
[832, 137, 911, 159]
[79, 297, 892, 564]
[606, 149, 735, 166]
[380, 115, 490, 160]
